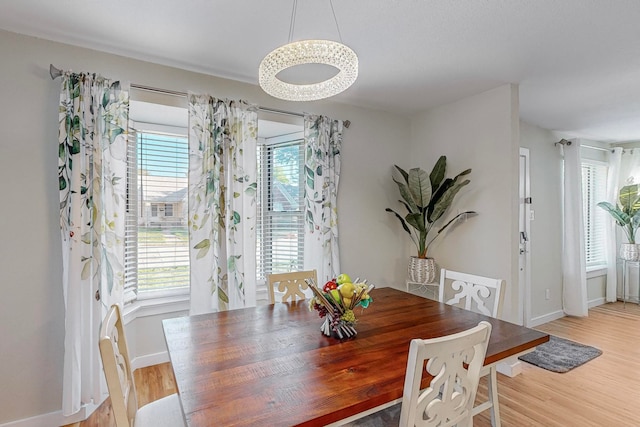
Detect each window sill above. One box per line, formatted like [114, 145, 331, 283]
[123, 291, 190, 325]
[586, 267, 607, 279]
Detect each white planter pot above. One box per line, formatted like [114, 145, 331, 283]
[620, 243, 640, 261]
[408, 257, 437, 284]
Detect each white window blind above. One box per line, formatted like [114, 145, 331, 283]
[256, 139, 305, 283]
[124, 129, 139, 304]
[581, 160, 608, 268]
[124, 130, 190, 298]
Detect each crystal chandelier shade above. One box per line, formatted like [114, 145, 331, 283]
[259, 39, 358, 102]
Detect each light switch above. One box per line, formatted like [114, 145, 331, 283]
[530, 210, 535, 221]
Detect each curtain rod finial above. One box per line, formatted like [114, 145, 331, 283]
[49, 64, 62, 80]
[555, 138, 572, 147]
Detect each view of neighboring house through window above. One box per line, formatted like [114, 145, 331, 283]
[581, 159, 608, 269]
[126, 95, 190, 300]
[134, 131, 189, 293]
[127, 93, 305, 303]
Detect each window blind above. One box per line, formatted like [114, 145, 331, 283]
[123, 128, 138, 304]
[125, 130, 190, 296]
[256, 139, 305, 283]
[582, 161, 608, 268]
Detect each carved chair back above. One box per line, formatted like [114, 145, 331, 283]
[267, 270, 318, 304]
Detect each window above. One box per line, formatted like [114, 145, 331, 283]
[126, 95, 304, 305]
[581, 160, 608, 269]
[127, 131, 190, 297]
[149, 202, 174, 217]
[256, 132, 305, 288]
[125, 94, 190, 302]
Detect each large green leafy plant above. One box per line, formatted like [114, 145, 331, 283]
[386, 156, 476, 259]
[597, 184, 640, 243]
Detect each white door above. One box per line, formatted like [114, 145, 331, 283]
[519, 148, 532, 326]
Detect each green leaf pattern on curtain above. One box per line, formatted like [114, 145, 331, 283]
[303, 115, 343, 283]
[188, 94, 258, 314]
[58, 72, 128, 415]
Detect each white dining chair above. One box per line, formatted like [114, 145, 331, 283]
[439, 268, 505, 427]
[400, 321, 492, 427]
[267, 269, 317, 304]
[99, 305, 186, 427]
[339, 321, 492, 427]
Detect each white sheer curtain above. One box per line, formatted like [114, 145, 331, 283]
[562, 140, 588, 316]
[619, 148, 640, 186]
[611, 148, 640, 301]
[188, 94, 258, 314]
[58, 72, 128, 414]
[604, 147, 622, 302]
[303, 115, 343, 283]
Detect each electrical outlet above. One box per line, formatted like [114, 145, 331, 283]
[545, 289, 550, 300]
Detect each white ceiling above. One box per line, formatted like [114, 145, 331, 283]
[3, 0, 640, 142]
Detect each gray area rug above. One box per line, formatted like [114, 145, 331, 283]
[518, 335, 602, 373]
[341, 403, 401, 426]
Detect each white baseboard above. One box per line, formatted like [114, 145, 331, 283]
[131, 350, 170, 371]
[529, 309, 564, 327]
[0, 400, 103, 427]
[588, 297, 605, 308]
[528, 296, 605, 328]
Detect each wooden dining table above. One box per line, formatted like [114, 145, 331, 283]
[162, 287, 549, 427]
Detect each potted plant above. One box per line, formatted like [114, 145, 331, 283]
[386, 156, 476, 283]
[598, 184, 640, 261]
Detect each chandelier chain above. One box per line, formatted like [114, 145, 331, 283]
[288, 0, 298, 43]
[329, 0, 344, 44]
[288, 0, 343, 44]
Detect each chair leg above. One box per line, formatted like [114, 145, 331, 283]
[488, 366, 501, 427]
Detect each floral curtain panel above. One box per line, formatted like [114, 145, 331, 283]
[58, 72, 128, 415]
[188, 94, 258, 314]
[303, 115, 343, 283]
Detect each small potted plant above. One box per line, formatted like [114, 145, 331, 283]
[598, 184, 640, 260]
[386, 156, 476, 283]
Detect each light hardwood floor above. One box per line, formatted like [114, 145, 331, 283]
[67, 302, 640, 427]
[474, 302, 640, 427]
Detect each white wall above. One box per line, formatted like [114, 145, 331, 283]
[407, 84, 521, 323]
[519, 125, 610, 323]
[519, 121, 564, 321]
[0, 29, 410, 424]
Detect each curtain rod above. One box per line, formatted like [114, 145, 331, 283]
[581, 144, 612, 153]
[554, 139, 614, 153]
[49, 64, 350, 128]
